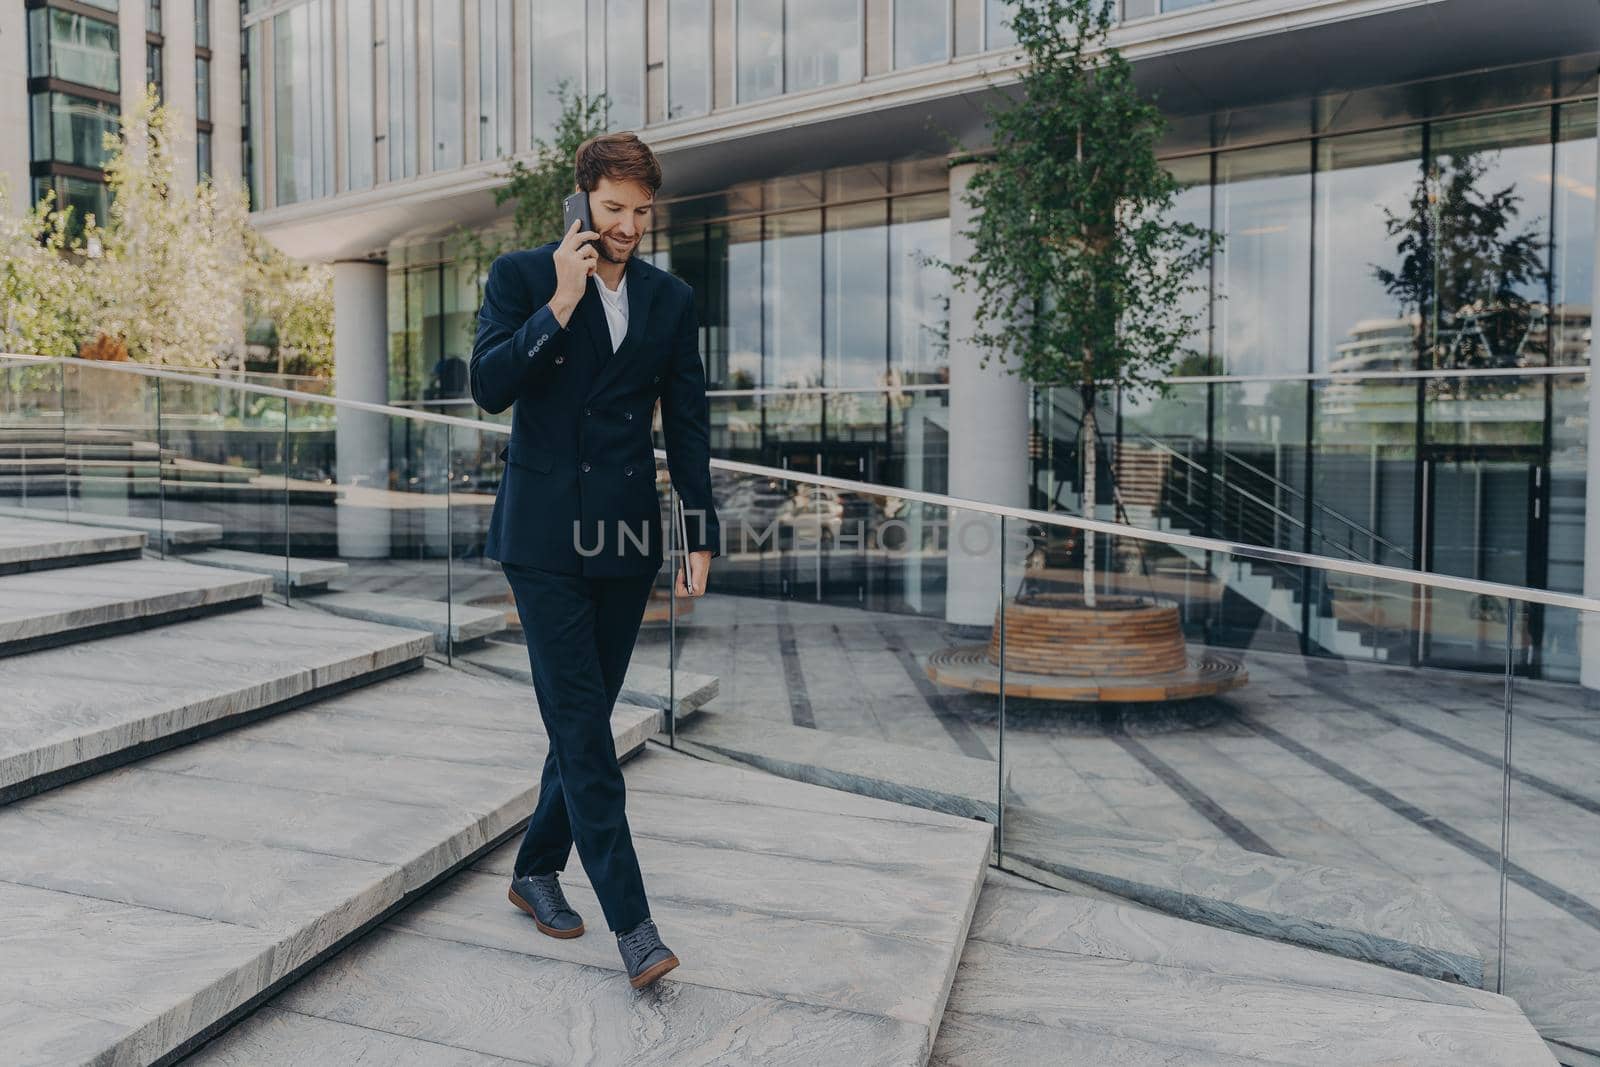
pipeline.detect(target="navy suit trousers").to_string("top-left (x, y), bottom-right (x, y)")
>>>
top-left (501, 560), bottom-right (657, 933)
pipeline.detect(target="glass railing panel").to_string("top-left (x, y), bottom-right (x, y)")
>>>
top-left (151, 371), bottom-right (291, 577)
top-left (1506, 599), bottom-right (1599, 1055)
top-left (663, 461), bottom-right (1004, 843)
top-left (58, 360), bottom-right (161, 532)
top-left (994, 519), bottom-right (1515, 990)
top-left (279, 394), bottom-right (451, 638)
top-left (0, 359), bottom-right (68, 517)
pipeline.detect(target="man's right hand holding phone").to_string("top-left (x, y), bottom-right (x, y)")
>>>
top-left (548, 218), bottom-right (600, 328)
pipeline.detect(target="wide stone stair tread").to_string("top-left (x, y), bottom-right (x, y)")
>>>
top-left (0, 554), bottom-right (270, 654)
top-left (675, 707), bottom-right (1006, 822)
top-left (930, 875), bottom-right (1552, 1065)
top-left (180, 547), bottom-right (350, 590)
top-left (0, 660), bottom-right (658, 1067)
top-left (0, 504), bottom-right (224, 548)
top-left (0, 600), bottom-right (432, 802)
top-left (186, 744), bottom-right (995, 1067)
top-left (305, 590), bottom-right (507, 649)
top-left (464, 639), bottom-right (720, 729)
top-left (0, 515), bottom-right (145, 572)
top-left (1002, 801), bottom-right (1484, 987)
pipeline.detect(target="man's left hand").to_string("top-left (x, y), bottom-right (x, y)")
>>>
top-left (675, 550), bottom-right (711, 598)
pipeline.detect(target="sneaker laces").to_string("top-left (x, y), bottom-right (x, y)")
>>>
top-left (619, 918), bottom-right (659, 958)
top-left (527, 874), bottom-right (571, 915)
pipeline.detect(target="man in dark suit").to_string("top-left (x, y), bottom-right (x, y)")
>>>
top-left (469, 132), bottom-right (720, 991)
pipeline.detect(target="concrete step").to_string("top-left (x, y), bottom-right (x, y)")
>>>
top-left (304, 591), bottom-right (507, 652)
top-left (1001, 802), bottom-right (1484, 987)
top-left (0, 504), bottom-right (223, 550)
top-left (0, 555), bottom-right (270, 657)
top-left (0, 661), bottom-right (660, 1067)
top-left (181, 547), bottom-right (350, 592)
top-left (185, 745), bottom-right (995, 1067)
top-left (0, 600), bottom-right (432, 804)
top-left (0, 515), bottom-right (145, 575)
top-left (677, 707), bottom-right (1006, 823)
top-left (931, 874), bottom-right (1553, 1065)
top-left (464, 639), bottom-right (720, 731)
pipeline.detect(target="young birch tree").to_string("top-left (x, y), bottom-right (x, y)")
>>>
top-left (941, 0), bottom-right (1216, 606)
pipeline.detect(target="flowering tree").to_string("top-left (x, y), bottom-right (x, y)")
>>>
top-left (0, 185), bottom-right (101, 359)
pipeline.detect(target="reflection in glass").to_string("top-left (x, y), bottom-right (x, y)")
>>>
top-left (667, 0), bottom-right (711, 120)
top-left (1552, 104), bottom-right (1596, 366)
top-left (824, 200), bottom-right (888, 390)
top-left (894, 0), bottom-right (947, 68)
top-left (736, 0), bottom-right (782, 103)
top-left (985, 0), bottom-right (1016, 48)
top-left (764, 210), bottom-right (822, 390)
top-left (888, 192), bottom-right (950, 387)
top-left (605, 0), bottom-right (645, 130)
top-left (1216, 144), bottom-right (1310, 377)
top-left (1314, 127), bottom-right (1424, 371)
top-left (725, 218), bottom-right (763, 391)
top-left (786, 0), bottom-right (859, 92)
top-left (531, 0), bottom-right (583, 143)
top-left (30, 92), bottom-right (120, 169)
top-left (28, 8), bottom-right (120, 93)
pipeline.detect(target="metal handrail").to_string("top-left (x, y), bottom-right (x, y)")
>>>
top-left (6, 352), bottom-right (1598, 614)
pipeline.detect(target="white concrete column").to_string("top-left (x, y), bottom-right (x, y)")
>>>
top-left (944, 158), bottom-right (1030, 629)
top-left (1580, 127), bottom-right (1600, 693)
top-left (333, 259), bottom-right (392, 559)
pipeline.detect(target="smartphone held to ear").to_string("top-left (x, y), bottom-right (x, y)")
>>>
top-left (562, 190), bottom-right (596, 251)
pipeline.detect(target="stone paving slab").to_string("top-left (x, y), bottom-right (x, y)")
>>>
top-left (306, 590), bottom-right (506, 650)
top-left (1003, 802), bottom-right (1485, 987)
top-left (0, 600), bottom-right (431, 802)
top-left (466, 639), bottom-right (719, 730)
top-left (676, 707), bottom-right (1005, 822)
top-left (0, 554), bottom-right (269, 654)
top-left (932, 876), bottom-right (1552, 1066)
top-left (0, 660), bottom-right (658, 1067)
top-left (182, 547), bottom-right (350, 589)
top-left (189, 745), bottom-right (994, 1066)
top-left (0, 514), bottom-right (144, 570)
top-left (0, 503), bottom-right (223, 548)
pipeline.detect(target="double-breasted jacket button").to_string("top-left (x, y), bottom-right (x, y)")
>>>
top-left (651, 373), bottom-right (661, 383)
top-left (624, 465), bottom-right (635, 476)
top-left (554, 355), bottom-right (565, 364)
top-left (580, 461), bottom-right (591, 473)
top-left (584, 407), bottom-right (592, 416)
top-left (624, 411), bottom-right (633, 421)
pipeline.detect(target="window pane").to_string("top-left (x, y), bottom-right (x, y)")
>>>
top-left (605, 0), bottom-right (644, 129)
top-left (431, 0), bottom-right (463, 169)
top-left (726, 216), bottom-right (762, 389)
top-left (786, 0), bottom-right (858, 92)
top-left (765, 209), bottom-right (822, 389)
top-left (824, 199), bottom-right (888, 389)
top-left (1313, 126), bottom-right (1424, 371)
top-left (985, 0), bottom-right (1015, 48)
top-left (889, 191), bottom-right (949, 385)
top-left (476, 0), bottom-right (512, 159)
top-left (667, 0), bottom-right (711, 120)
top-left (387, 0), bottom-right (417, 178)
top-left (36, 9), bottom-right (121, 93)
top-left (33, 91), bottom-right (120, 168)
top-left (195, 0), bottom-right (210, 47)
top-left (1552, 102), bottom-right (1596, 366)
top-left (895, 0), bottom-right (947, 68)
top-left (1215, 143), bottom-right (1311, 376)
top-left (1427, 108), bottom-right (1552, 369)
top-left (532, 0), bottom-right (585, 143)
top-left (736, 0), bottom-right (781, 103)
top-left (195, 56), bottom-right (210, 121)
top-left (347, 0), bottom-right (375, 187)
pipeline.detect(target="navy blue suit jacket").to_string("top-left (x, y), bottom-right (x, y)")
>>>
top-left (470, 241), bottom-right (721, 577)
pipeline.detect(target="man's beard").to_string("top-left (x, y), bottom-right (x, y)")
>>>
top-left (596, 233), bottom-right (634, 265)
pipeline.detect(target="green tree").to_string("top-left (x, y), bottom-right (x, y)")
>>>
top-left (933, 0), bottom-right (1218, 603)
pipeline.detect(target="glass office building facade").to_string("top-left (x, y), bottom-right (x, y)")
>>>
top-left (238, 0), bottom-right (1599, 676)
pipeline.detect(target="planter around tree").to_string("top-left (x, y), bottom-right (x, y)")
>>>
top-left (926, 593), bottom-right (1246, 703)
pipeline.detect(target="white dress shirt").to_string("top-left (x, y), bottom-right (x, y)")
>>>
top-left (594, 272), bottom-right (628, 354)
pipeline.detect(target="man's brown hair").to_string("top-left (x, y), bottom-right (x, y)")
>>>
top-left (575, 132), bottom-right (662, 197)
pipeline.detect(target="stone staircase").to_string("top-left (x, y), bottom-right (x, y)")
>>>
top-left (0, 514), bottom-right (1556, 1065)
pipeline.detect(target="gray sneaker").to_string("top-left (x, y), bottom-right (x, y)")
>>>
top-left (507, 872), bottom-right (585, 938)
top-left (616, 917), bottom-right (679, 989)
